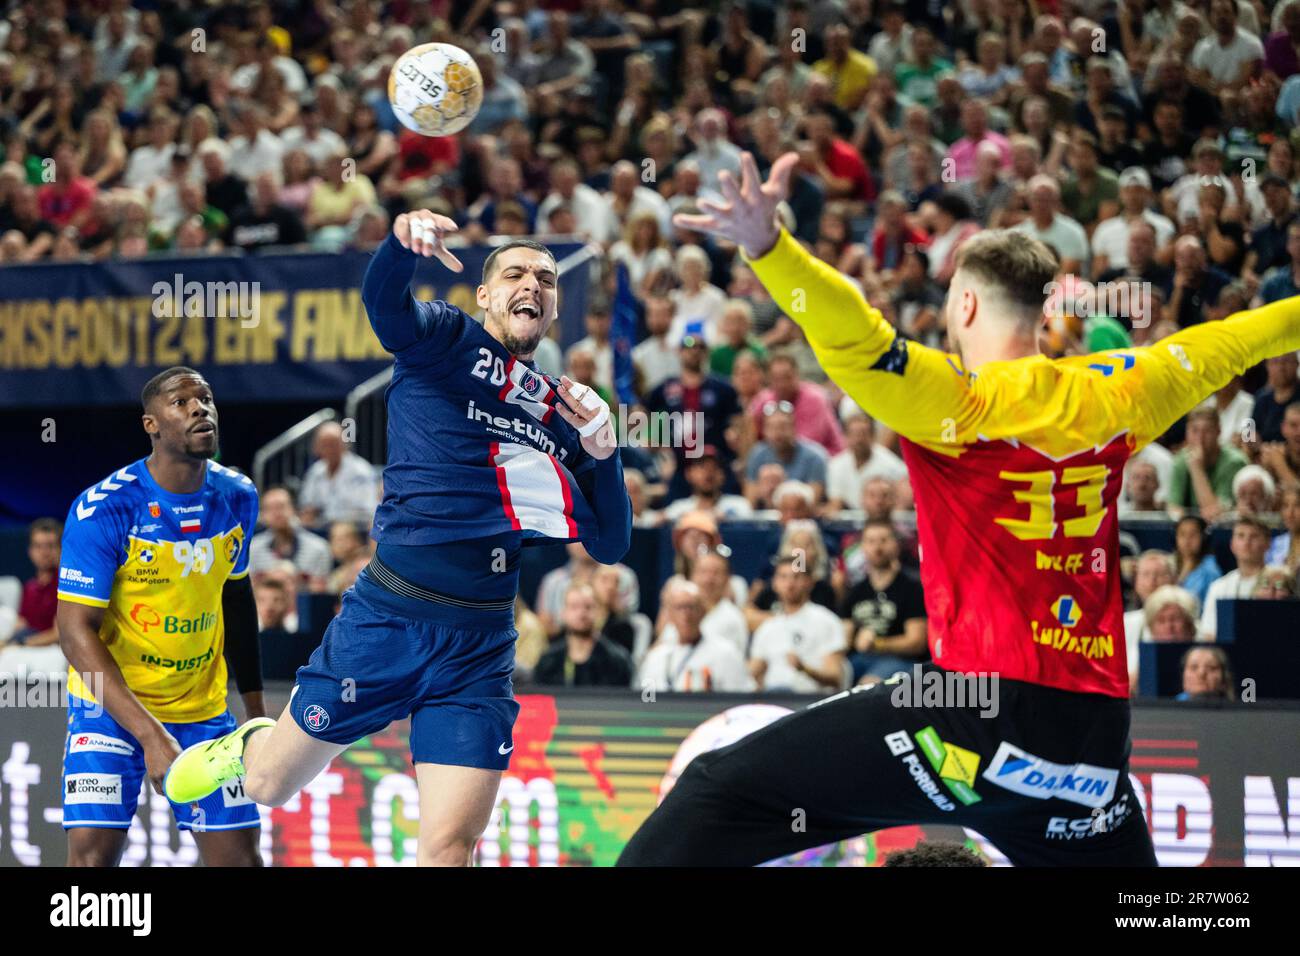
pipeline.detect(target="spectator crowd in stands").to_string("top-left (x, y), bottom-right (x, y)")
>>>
top-left (3, 0), bottom-right (1300, 704)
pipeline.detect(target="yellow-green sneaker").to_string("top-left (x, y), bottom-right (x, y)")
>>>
top-left (163, 717), bottom-right (275, 804)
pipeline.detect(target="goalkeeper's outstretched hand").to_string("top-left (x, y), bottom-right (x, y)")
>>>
top-left (672, 151), bottom-right (797, 260)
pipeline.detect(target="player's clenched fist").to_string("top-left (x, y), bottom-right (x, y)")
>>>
top-left (394, 210), bottom-right (464, 272)
top-left (555, 376), bottom-right (618, 460)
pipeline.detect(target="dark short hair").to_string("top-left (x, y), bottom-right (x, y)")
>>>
top-left (1185, 406), bottom-right (1219, 429)
top-left (482, 238), bottom-right (556, 283)
top-left (141, 366), bottom-right (205, 411)
top-left (884, 842), bottom-right (987, 867)
top-left (263, 483), bottom-right (297, 507)
top-left (29, 517), bottom-right (62, 542)
top-left (934, 192), bottom-right (973, 222)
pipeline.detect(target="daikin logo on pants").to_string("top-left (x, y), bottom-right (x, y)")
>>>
top-left (983, 741), bottom-right (1118, 808)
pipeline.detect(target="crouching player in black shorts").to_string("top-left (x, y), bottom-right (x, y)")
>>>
top-left (618, 153), bottom-right (1300, 866)
top-left (166, 212), bottom-right (631, 865)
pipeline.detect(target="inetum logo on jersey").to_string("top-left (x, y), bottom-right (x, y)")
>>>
top-left (69, 734), bottom-right (135, 757)
top-left (65, 773), bottom-right (123, 805)
top-left (983, 742), bottom-right (1118, 808)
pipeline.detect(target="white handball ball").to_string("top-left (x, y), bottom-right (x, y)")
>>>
top-left (387, 43), bottom-right (483, 137)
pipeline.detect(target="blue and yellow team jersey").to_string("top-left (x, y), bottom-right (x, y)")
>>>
top-left (56, 456), bottom-right (259, 722)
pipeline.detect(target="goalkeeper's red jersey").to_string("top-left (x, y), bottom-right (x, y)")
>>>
top-left (747, 230), bottom-right (1300, 698)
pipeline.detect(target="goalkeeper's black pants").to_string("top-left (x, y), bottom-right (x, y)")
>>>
top-left (617, 664), bottom-right (1158, 867)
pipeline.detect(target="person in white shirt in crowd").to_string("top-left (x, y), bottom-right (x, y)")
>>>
top-left (536, 156), bottom-right (617, 243)
top-left (660, 510), bottom-right (750, 619)
top-left (639, 580), bottom-right (753, 693)
top-left (1189, 0), bottom-right (1264, 90)
top-left (1124, 550), bottom-right (1178, 682)
top-left (868, 1), bottom-right (913, 77)
top-left (247, 486), bottom-right (333, 591)
top-left (686, 548), bottom-right (750, 656)
top-left (681, 107), bottom-right (743, 193)
top-left (298, 421), bottom-right (381, 526)
top-left (604, 160), bottom-right (673, 240)
top-left (1201, 516), bottom-right (1272, 639)
top-left (1090, 168), bottom-right (1176, 275)
top-left (632, 294), bottom-right (682, 393)
top-left (666, 161), bottom-right (707, 218)
top-left (608, 209), bottom-right (674, 301)
top-left (565, 306), bottom-right (614, 396)
top-left (279, 101), bottom-right (348, 171)
top-left (748, 554), bottom-right (847, 694)
top-left (662, 445), bottom-right (754, 522)
top-left (225, 102), bottom-right (286, 184)
top-left (124, 107), bottom-right (179, 190)
top-left (1012, 174), bottom-right (1090, 276)
top-left (1230, 465), bottom-right (1278, 517)
top-left (668, 244), bottom-right (728, 345)
top-left (1211, 376), bottom-right (1256, 450)
top-left (825, 412), bottom-right (908, 514)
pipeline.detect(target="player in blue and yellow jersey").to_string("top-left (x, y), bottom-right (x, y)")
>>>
top-left (56, 366), bottom-right (268, 866)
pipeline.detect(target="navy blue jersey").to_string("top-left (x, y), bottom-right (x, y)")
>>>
top-left (363, 233), bottom-right (615, 551)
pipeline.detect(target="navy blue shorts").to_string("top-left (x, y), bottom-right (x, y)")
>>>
top-left (288, 570), bottom-right (520, 770)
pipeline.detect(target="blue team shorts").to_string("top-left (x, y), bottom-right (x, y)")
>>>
top-left (62, 702), bottom-right (260, 831)
top-left (288, 569), bottom-right (520, 771)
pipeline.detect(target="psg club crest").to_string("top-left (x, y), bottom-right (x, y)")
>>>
top-left (303, 705), bottom-right (330, 733)
top-left (521, 371), bottom-right (539, 395)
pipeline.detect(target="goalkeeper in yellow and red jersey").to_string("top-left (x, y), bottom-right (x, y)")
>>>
top-left (619, 154), bottom-right (1300, 867)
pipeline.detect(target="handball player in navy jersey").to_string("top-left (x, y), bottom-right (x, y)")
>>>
top-left (165, 211), bottom-right (632, 865)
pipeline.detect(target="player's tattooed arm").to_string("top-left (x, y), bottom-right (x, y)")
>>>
top-left (57, 600), bottom-right (181, 794)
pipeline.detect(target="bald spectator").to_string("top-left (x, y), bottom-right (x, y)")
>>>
top-left (298, 422), bottom-right (381, 526)
top-left (1119, 459), bottom-right (1164, 515)
top-left (1011, 175), bottom-right (1090, 275)
top-left (638, 580), bottom-right (753, 692)
top-left (749, 354), bottom-right (844, 456)
top-left (247, 485), bottom-right (333, 590)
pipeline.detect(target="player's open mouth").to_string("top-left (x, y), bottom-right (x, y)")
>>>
top-left (191, 423), bottom-right (216, 435)
top-left (511, 301), bottom-right (541, 320)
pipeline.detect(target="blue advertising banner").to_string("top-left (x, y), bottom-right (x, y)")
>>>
top-left (0, 242), bottom-right (590, 408)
